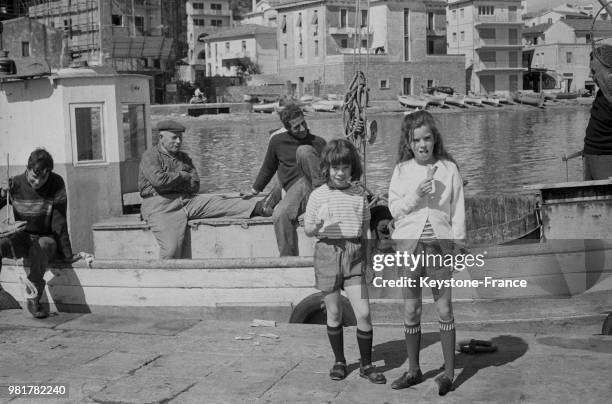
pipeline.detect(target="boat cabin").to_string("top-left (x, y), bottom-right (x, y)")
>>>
top-left (0, 66), bottom-right (152, 253)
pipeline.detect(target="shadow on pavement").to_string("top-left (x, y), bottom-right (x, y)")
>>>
top-left (453, 334), bottom-right (528, 390)
top-left (369, 332), bottom-right (440, 373)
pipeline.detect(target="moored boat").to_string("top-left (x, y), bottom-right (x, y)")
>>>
top-left (513, 92), bottom-right (545, 108)
top-left (422, 94), bottom-right (447, 107)
top-left (464, 95), bottom-right (484, 106)
top-left (445, 95), bottom-right (468, 108)
top-left (481, 96), bottom-right (501, 107)
top-left (252, 102), bottom-right (279, 113)
top-left (397, 95), bottom-right (429, 109)
top-left (555, 92), bottom-right (580, 100)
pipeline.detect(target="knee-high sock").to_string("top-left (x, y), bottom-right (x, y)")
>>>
top-left (439, 319), bottom-right (455, 379)
top-left (327, 325), bottom-right (345, 363)
top-left (356, 328), bottom-right (373, 366)
top-left (404, 323), bottom-right (421, 372)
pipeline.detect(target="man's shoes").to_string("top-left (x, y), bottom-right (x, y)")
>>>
top-left (26, 298), bottom-right (49, 319)
top-left (359, 364), bottom-right (386, 384)
top-left (434, 374), bottom-right (453, 396)
top-left (391, 369), bottom-right (423, 389)
top-left (252, 189), bottom-right (280, 217)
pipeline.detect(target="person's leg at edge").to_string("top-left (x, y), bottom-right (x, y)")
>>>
top-left (272, 178), bottom-right (309, 256)
top-left (433, 274), bottom-right (455, 395)
top-left (324, 290), bottom-right (347, 380)
top-left (583, 154), bottom-right (612, 181)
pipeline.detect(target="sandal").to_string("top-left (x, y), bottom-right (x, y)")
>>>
top-left (435, 374), bottom-right (453, 396)
top-left (329, 362), bottom-right (347, 381)
top-left (359, 364), bottom-right (387, 384)
top-left (391, 369), bottom-right (423, 390)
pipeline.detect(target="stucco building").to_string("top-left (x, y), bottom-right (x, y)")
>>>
top-left (523, 18), bottom-right (612, 93)
top-left (447, 0), bottom-right (524, 94)
top-left (203, 24), bottom-right (277, 77)
top-left (182, 0), bottom-right (233, 83)
top-left (242, 0), bottom-right (280, 27)
top-left (273, 0), bottom-right (464, 100)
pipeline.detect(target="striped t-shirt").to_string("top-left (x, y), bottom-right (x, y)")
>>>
top-left (304, 183), bottom-right (370, 239)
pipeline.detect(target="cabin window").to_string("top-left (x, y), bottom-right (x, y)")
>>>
top-left (71, 104), bottom-right (105, 165)
top-left (122, 104), bottom-right (147, 160)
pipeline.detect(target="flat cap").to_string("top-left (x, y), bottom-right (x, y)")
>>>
top-left (156, 120), bottom-right (186, 133)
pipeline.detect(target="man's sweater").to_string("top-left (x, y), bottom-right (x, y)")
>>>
top-left (1, 172), bottom-right (73, 258)
top-left (253, 131), bottom-right (326, 192)
top-left (585, 90), bottom-right (612, 155)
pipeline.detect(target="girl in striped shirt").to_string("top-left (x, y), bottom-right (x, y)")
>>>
top-left (304, 139), bottom-right (386, 385)
top-left (388, 111), bottom-right (466, 396)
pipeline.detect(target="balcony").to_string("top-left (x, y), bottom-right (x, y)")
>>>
top-left (474, 14), bottom-right (522, 26)
top-left (475, 39), bottom-right (522, 50)
top-left (475, 62), bottom-right (526, 72)
top-left (329, 26), bottom-right (371, 36)
top-left (190, 9), bottom-right (232, 17)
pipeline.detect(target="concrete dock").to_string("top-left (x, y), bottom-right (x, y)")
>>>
top-left (1, 292), bottom-right (611, 404)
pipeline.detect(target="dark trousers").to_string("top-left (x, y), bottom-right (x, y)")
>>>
top-left (272, 145), bottom-right (325, 256)
top-left (0, 232), bottom-right (57, 296)
top-left (583, 154), bottom-right (612, 181)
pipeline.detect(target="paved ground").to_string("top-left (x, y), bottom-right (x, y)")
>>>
top-left (1, 293), bottom-right (611, 404)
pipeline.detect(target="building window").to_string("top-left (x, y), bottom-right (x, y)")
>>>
top-left (460, 31), bottom-right (465, 41)
top-left (225, 42), bottom-right (230, 53)
top-left (427, 12), bottom-right (434, 30)
top-left (21, 42), bottom-right (30, 57)
top-left (193, 18), bottom-right (205, 26)
top-left (242, 41), bottom-right (247, 53)
top-left (71, 104), bottom-right (105, 164)
top-left (315, 40), bottom-right (319, 56)
top-left (112, 14), bottom-right (122, 26)
top-left (211, 3), bottom-right (222, 10)
top-left (193, 2), bottom-right (204, 10)
top-left (460, 8), bottom-right (464, 18)
top-left (403, 77), bottom-right (412, 95)
top-left (478, 6), bottom-right (494, 16)
top-left (361, 39), bottom-right (367, 48)
top-left (452, 32), bottom-right (457, 42)
top-left (134, 16), bottom-right (144, 34)
top-left (211, 20), bottom-right (222, 26)
top-left (452, 10), bottom-right (456, 20)
top-left (533, 37), bottom-right (538, 45)
top-left (380, 79), bottom-right (389, 89)
top-left (586, 34), bottom-right (592, 41)
top-left (197, 50), bottom-right (206, 60)
top-left (122, 104), bottom-right (146, 160)
top-left (297, 13), bottom-right (302, 27)
top-left (283, 43), bottom-right (287, 59)
top-left (404, 9), bottom-right (410, 61)
top-left (566, 52), bottom-right (573, 63)
top-left (341, 38), bottom-right (348, 48)
top-left (427, 79), bottom-right (434, 88)
top-left (479, 28), bottom-right (495, 39)
top-left (480, 51), bottom-right (496, 62)
top-left (282, 15), bottom-right (287, 33)
top-left (547, 18), bottom-right (552, 24)
top-left (428, 40), bottom-right (434, 54)
top-left (340, 9), bottom-right (348, 28)
top-left (299, 41), bottom-right (303, 57)
top-left (361, 10), bottom-right (368, 27)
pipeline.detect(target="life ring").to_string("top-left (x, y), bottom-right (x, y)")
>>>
top-left (289, 292), bottom-right (356, 326)
top-left (602, 312), bottom-right (612, 335)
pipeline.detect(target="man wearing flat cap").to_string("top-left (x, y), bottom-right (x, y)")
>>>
top-left (242, 100), bottom-right (326, 256)
top-left (139, 120), bottom-right (262, 259)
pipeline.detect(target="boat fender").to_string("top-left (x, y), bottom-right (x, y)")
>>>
top-left (289, 292), bottom-right (356, 326)
top-left (602, 313), bottom-right (612, 335)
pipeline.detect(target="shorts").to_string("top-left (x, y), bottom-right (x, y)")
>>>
top-left (401, 240), bottom-right (452, 300)
top-left (314, 238), bottom-right (364, 293)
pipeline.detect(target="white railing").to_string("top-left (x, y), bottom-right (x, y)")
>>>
top-left (475, 14), bottom-right (520, 23)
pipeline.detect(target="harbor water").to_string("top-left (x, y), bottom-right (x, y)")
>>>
top-left (178, 107), bottom-right (590, 196)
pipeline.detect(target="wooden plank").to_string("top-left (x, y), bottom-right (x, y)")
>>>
top-left (524, 179), bottom-right (612, 190)
top-left (0, 265), bottom-right (316, 288)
